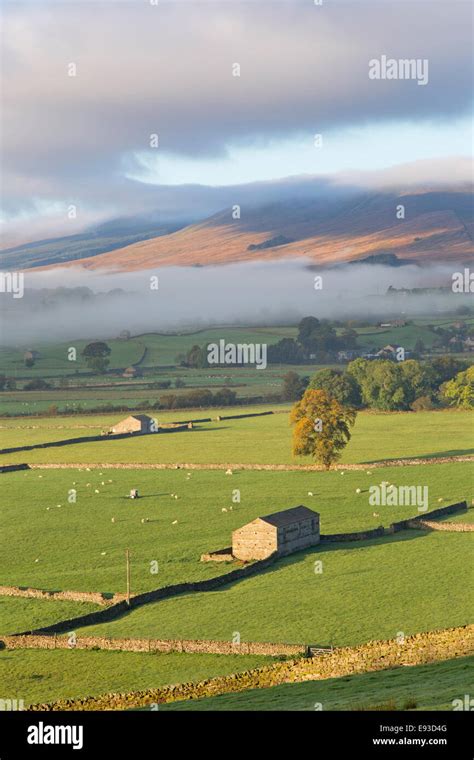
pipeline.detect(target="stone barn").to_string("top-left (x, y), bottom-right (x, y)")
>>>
top-left (110, 414), bottom-right (155, 435)
top-left (232, 506), bottom-right (320, 561)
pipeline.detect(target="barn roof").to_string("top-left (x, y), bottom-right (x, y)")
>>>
top-left (259, 506), bottom-right (319, 528)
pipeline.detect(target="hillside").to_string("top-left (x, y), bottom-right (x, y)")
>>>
top-left (22, 188), bottom-right (474, 272)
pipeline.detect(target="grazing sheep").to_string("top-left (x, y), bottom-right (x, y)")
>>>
top-left (94, 489), bottom-right (100, 494)
top-left (141, 518), bottom-right (149, 524)
top-left (438, 498), bottom-right (443, 502)
top-left (34, 558), bottom-right (39, 563)
top-left (222, 508), bottom-right (227, 512)
top-left (111, 517), bottom-right (116, 523)
top-left (225, 469), bottom-right (233, 475)
top-left (366, 471), bottom-right (372, 475)
top-left (356, 488), bottom-right (361, 494)
top-left (373, 512), bottom-right (379, 518)
top-left (307, 491), bottom-right (313, 496)
top-left (172, 520), bottom-right (178, 525)
top-left (101, 551), bottom-right (107, 555)
top-left (340, 472), bottom-right (345, 476)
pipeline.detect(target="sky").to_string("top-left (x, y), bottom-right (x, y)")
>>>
top-left (0, 0), bottom-right (472, 245)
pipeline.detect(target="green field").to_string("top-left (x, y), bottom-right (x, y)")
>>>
top-left (1, 463), bottom-right (471, 597)
top-left (78, 530), bottom-right (473, 646)
top-left (0, 352), bottom-right (472, 710)
top-left (161, 656), bottom-right (474, 711)
top-left (1, 407), bottom-right (473, 465)
top-left (0, 648), bottom-right (271, 707)
top-left (0, 597), bottom-right (99, 637)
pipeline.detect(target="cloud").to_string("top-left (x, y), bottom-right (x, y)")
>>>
top-left (1, 0), bottom-right (472, 234)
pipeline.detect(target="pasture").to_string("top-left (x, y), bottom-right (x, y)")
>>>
top-left (78, 530), bottom-right (473, 646)
top-left (0, 407), bottom-right (473, 465)
top-left (0, 464), bottom-right (471, 596)
top-left (0, 648), bottom-right (270, 708)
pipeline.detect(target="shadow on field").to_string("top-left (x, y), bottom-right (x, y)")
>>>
top-left (363, 448), bottom-right (474, 464)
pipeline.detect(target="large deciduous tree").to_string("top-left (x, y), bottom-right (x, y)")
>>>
top-left (290, 388), bottom-right (357, 469)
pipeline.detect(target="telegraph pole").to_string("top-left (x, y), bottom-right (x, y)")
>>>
top-left (126, 548), bottom-right (131, 607)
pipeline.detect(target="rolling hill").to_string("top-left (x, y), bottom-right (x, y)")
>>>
top-left (6, 187), bottom-right (474, 272)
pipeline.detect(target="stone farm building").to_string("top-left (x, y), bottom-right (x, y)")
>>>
top-left (110, 414), bottom-right (154, 434)
top-left (123, 366), bottom-right (142, 378)
top-left (232, 506), bottom-right (320, 561)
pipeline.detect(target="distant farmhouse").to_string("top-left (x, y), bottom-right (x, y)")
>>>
top-left (24, 350), bottom-right (40, 361)
top-left (232, 506), bottom-right (320, 561)
top-left (110, 414), bottom-right (155, 434)
top-left (122, 366), bottom-right (142, 378)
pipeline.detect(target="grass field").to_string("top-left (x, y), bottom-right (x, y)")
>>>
top-left (1, 463), bottom-right (471, 596)
top-left (160, 656), bottom-right (474, 711)
top-left (1, 407), bottom-right (473, 465)
top-left (78, 530), bottom-right (473, 646)
top-left (0, 597), bottom-right (99, 637)
top-left (0, 648), bottom-right (271, 707)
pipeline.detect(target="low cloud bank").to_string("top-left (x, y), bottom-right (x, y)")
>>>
top-left (0, 259), bottom-right (469, 345)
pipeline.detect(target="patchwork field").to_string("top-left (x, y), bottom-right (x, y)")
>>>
top-left (0, 392), bottom-right (472, 710)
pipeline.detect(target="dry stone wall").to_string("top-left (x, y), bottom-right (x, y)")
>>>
top-left (0, 634), bottom-right (304, 658)
top-left (27, 624), bottom-right (474, 711)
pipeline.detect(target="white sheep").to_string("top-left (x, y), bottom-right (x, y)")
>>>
top-left (94, 489), bottom-right (100, 494)
top-left (373, 512), bottom-right (379, 518)
top-left (225, 469), bottom-right (233, 475)
top-left (172, 520), bottom-right (178, 525)
top-left (222, 508), bottom-right (227, 512)
top-left (111, 517), bottom-right (116, 523)
top-left (307, 491), bottom-right (313, 496)
top-left (356, 488), bottom-right (361, 494)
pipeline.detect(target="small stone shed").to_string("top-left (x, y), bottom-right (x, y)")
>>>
top-left (110, 414), bottom-right (155, 434)
top-left (232, 506), bottom-right (320, 561)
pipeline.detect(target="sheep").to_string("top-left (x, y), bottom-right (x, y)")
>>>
top-left (111, 517), bottom-right (116, 524)
top-left (222, 508), bottom-right (227, 513)
top-left (438, 498), bottom-right (443, 502)
top-left (174, 495), bottom-right (179, 500)
top-left (307, 491), bottom-right (313, 496)
top-left (94, 489), bottom-right (100, 494)
top-left (101, 551), bottom-right (107, 556)
top-left (225, 469), bottom-right (233, 475)
top-left (141, 518), bottom-right (149, 524)
top-left (172, 520), bottom-right (178, 525)
top-left (373, 512), bottom-right (379, 518)
top-left (356, 488), bottom-right (361, 494)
